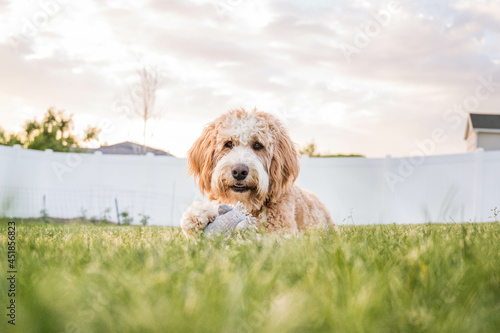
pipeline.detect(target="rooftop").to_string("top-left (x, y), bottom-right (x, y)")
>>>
top-left (469, 113), bottom-right (500, 130)
top-left (86, 141), bottom-right (174, 156)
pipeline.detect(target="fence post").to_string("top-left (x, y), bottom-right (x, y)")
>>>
top-left (145, 152), bottom-right (154, 225)
top-left (170, 181), bottom-right (176, 225)
top-left (42, 194), bottom-right (47, 220)
top-left (472, 148), bottom-right (484, 222)
top-left (381, 154), bottom-right (392, 224)
top-left (92, 151), bottom-right (103, 220)
top-left (43, 149), bottom-right (53, 218)
top-left (115, 198), bottom-right (121, 225)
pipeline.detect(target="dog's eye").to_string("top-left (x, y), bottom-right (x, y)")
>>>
top-left (224, 141), bottom-right (233, 149)
top-left (252, 142), bottom-right (264, 150)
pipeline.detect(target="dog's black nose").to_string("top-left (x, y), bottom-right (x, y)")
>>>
top-left (231, 163), bottom-right (249, 181)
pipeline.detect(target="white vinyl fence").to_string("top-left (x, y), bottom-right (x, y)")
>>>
top-left (0, 144), bottom-right (499, 226)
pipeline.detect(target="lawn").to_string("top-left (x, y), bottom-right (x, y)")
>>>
top-left (0, 221), bottom-right (499, 333)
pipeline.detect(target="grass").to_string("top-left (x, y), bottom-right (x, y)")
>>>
top-left (0, 220), bottom-right (499, 333)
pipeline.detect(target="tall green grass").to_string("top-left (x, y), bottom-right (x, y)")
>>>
top-left (1, 221), bottom-right (499, 332)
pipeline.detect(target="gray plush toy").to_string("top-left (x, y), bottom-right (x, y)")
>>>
top-left (203, 203), bottom-right (256, 237)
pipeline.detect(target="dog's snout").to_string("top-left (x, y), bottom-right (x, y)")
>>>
top-left (231, 163), bottom-right (249, 181)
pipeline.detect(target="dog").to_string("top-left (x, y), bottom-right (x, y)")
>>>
top-left (180, 108), bottom-right (334, 235)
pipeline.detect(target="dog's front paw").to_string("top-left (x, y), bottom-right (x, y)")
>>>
top-left (180, 201), bottom-right (219, 237)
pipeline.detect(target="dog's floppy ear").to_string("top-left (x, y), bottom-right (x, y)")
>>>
top-left (268, 124), bottom-right (300, 203)
top-left (187, 123), bottom-right (217, 196)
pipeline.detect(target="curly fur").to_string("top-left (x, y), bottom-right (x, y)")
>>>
top-left (180, 108), bottom-right (335, 235)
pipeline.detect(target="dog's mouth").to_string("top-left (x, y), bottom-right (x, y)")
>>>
top-left (230, 185), bottom-right (250, 193)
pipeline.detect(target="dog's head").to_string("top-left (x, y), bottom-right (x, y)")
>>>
top-left (187, 109), bottom-right (300, 212)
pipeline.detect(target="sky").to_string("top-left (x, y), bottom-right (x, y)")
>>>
top-left (1, 0), bottom-right (500, 158)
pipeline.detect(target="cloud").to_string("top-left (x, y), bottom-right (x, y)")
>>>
top-left (0, 0), bottom-right (499, 157)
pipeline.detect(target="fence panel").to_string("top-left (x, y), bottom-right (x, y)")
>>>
top-left (1, 145), bottom-right (499, 225)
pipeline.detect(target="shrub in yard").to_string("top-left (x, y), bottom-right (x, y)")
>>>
top-left (139, 213), bottom-right (150, 226)
top-left (120, 211), bottom-right (133, 225)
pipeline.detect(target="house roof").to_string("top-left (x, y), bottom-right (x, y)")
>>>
top-left (465, 113), bottom-right (500, 139)
top-left (469, 113), bottom-right (500, 130)
top-left (86, 141), bottom-right (174, 156)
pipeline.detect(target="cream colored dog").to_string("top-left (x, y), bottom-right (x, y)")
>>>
top-left (180, 108), bottom-right (334, 235)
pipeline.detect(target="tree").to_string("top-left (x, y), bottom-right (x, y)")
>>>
top-left (300, 142), bottom-right (319, 157)
top-left (126, 66), bottom-right (162, 151)
top-left (25, 109), bottom-right (78, 152)
top-left (300, 142), bottom-right (364, 158)
top-left (82, 125), bottom-right (101, 145)
top-left (0, 108), bottom-right (100, 152)
top-left (0, 129), bottom-right (23, 146)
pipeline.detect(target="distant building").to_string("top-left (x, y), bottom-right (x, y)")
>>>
top-left (464, 113), bottom-right (500, 152)
top-left (86, 141), bottom-right (175, 156)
